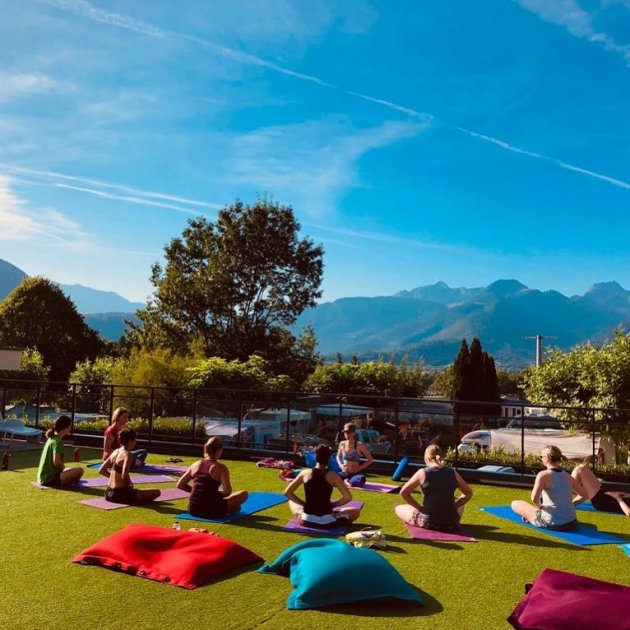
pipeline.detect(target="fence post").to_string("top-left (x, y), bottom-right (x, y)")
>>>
top-left (70, 383), bottom-right (77, 432)
top-left (591, 409), bottom-right (597, 474)
top-left (35, 386), bottom-right (41, 429)
top-left (237, 401), bottom-right (244, 448)
top-left (2, 385), bottom-right (6, 420)
top-left (109, 386), bottom-right (115, 425)
top-left (285, 401), bottom-right (291, 456)
top-left (520, 404), bottom-right (525, 477)
top-left (148, 388), bottom-right (155, 445)
top-left (454, 410), bottom-right (460, 468)
top-left (191, 389), bottom-right (198, 446)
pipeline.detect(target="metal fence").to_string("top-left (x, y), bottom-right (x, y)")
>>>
top-left (2, 378), bottom-right (629, 477)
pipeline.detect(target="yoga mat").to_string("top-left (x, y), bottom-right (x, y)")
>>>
top-left (576, 502), bottom-right (626, 516)
top-left (392, 456), bottom-right (409, 481)
top-left (175, 491), bottom-right (287, 523)
top-left (480, 505), bottom-right (628, 546)
top-left (77, 487), bottom-right (189, 510)
top-left (621, 544), bottom-right (630, 558)
top-left (87, 462), bottom-right (188, 475)
top-left (282, 501), bottom-right (364, 536)
top-left (404, 522), bottom-right (477, 542)
top-left (352, 481), bottom-right (399, 493)
top-left (32, 474), bottom-right (174, 489)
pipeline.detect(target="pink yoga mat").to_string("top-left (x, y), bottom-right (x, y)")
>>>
top-left (351, 481), bottom-right (399, 493)
top-left (32, 474), bottom-right (174, 489)
top-left (404, 522), bottom-right (477, 542)
top-left (78, 487), bottom-right (189, 510)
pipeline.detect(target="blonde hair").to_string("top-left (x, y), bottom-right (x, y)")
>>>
top-left (424, 444), bottom-right (443, 466)
top-left (343, 422), bottom-right (356, 433)
top-left (112, 407), bottom-right (129, 424)
top-left (541, 444), bottom-right (562, 463)
top-left (204, 437), bottom-right (223, 459)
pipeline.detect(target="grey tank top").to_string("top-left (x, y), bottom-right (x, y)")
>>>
top-left (420, 466), bottom-right (459, 526)
top-left (541, 469), bottom-right (576, 524)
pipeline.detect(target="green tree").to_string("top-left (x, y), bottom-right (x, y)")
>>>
top-left (432, 365), bottom-right (455, 397)
top-left (127, 198), bottom-right (324, 364)
top-left (68, 356), bottom-right (117, 412)
top-left (0, 277), bottom-right (105, 381)
top-left (497, 370), bottom-right (522, 396)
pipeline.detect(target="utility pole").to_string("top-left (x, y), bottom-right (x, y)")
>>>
top-left (523, 335), bottom-right (557, 368)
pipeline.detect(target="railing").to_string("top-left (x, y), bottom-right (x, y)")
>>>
top-left (1, 378), bottom-right (629, 478)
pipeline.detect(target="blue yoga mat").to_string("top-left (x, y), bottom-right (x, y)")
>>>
top-left (175, 491), bottom-right (287, 523)
top-left (576, 502), bottom-right (626, 516)
top-left (480, 505), bottom-right (628, 546)
top-left (621, 544), bottom-right (630, 557)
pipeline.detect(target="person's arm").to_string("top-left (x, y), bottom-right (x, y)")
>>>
top-left (329, 472), bottom-right (352, 508)
top-left (399, 469), bottom-right (425, 511)
top-left (570, 475), bottom-right (588, 505)
top-left (605, 492), bottom-right (630, 517)
top-left (103, 429), bottom-right (115, 455)
top-left (98, 453), bottom-right (115, 478)
top-left (531, 471), bottom-right (548, 506)
top-left (336, 442), bottom-right (345, 471)
top-left (284, 471), bottom-right (306, 507)
top-left (121, 451), bottom-right (134, 486)
top-left (453, 470), bottom-right (473, 509)
top-left (176, 464), bottom-right (196, 492)
top-left (52, 441), bottom-right (65, 472)
top-left (357, 443), bottom-right (373, 472)
top-left (218, 464), bottom-right (232, 497)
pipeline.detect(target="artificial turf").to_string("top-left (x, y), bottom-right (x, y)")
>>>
top-left (2, 447), bottom-right (629, 630)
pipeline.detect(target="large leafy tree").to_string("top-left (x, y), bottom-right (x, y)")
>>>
top-left (127, 198), bottom-right (324, 366)
top-left (0, 277), bottom-right (105, 381)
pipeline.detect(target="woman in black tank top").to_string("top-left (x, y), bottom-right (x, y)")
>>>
top-left (285, 444), bottom-right (362, 529)
top-left (571, 463), bottom-right (629, 516)
top-left (396, 444), bottom-right (473, 531)
top-left (177, 437), bottom-right (248, 517)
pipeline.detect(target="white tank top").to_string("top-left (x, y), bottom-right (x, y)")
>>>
top-left (541, 469), bottom-right (576, 524)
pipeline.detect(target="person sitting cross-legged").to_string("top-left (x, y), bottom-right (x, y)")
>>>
top-left (37, 415), bottom-right (84, 487)
top-left (395, 444), bottom-right (473, 531)
top-left (285, 444), bottom-right (361, 529)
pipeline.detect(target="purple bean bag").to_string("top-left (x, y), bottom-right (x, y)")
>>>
top-left (508, 568), bottom-right (630, 630)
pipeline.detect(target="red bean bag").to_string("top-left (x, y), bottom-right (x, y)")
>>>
top-left (508, 568), bottom-right (630, 630)
top-left (73, 524), bottom-right (262, 589)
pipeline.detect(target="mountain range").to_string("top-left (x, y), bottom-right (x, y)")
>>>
top-left (1, 259), bottom-right (629, 368)
top-left (294, 279), bottom-right (630, 369)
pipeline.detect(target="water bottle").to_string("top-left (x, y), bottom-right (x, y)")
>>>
top-left (1, 452), bottom-right (9, 471)
top-left (172, 520), bottom-right (181, 531)
top-left (74, 447), bottom-right (81, 462)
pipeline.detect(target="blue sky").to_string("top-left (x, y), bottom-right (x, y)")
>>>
top-left (0, 0), bottom-right (629, 303)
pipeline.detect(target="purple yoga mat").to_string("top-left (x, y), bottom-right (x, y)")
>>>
top-left (404, 522), bottom-right (477, 542)
top-left (351, 481), bottom-right (399, 493)
top-left (32, 474), bottom-right (174, 490)
top-left (136, 464), bottom-right (188, 475)
top-left (77, 487), bottom-right (189, 510)
top-left (283, 501), bottom-right (364, 536)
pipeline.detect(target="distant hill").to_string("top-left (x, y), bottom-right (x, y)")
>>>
top-left (0, 258), bottom-right (143, 341)
top-left (295, 280), bottom-right (630, 369)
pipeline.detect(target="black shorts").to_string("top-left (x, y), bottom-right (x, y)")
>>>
top-left (105, 486), bottom-right (139, 505)
top-left (188, 499), bottom-right (229, 519)
top-left (591, 486), bottom-right (624, 514)
top-left (41, 472), bottom-right (62, 487)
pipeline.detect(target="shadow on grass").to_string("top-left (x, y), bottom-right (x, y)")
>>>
top-left (316, 586), bottom-right (442, 618)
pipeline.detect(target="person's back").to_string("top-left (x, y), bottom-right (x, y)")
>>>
top-left (541, 469), bottom-right (576, 525)
top-left (421, 466), bottom-right (459, 527)
top-left (37, 434), bottom-right (64, 485)
top-left (189, 459), bottom-right (226, 517)
top-left (303, 468), bottom-right (333, 517)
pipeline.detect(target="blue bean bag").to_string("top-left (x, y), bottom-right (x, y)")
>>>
top-left (259, 539), bottom-right (422, 610)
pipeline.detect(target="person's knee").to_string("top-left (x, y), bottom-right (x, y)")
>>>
top-left (510, 500), bottom-right (520, 511)
top-left (394, 504), bottom-right (407, 519)
top-left (240, 490), bottom-right (249, 501)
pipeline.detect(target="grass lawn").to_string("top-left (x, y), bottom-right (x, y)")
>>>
top-left (2, 447), bottom-right (629, 630)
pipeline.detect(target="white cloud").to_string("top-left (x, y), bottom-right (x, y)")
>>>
top-left (0, 72), bottom-right (73, 102)
top-left (0, 175), bottom-right (90, 247)
top-left (228, 118), bottom-right (430, 217)
top-left (514, 0), bottom-right (630, 64)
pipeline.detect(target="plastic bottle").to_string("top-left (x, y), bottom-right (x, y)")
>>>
top-left (74, 447), bottom-right (81, 462)
top-left (2, 452), bottom-right (9, 471)
top-left (172, 520), bottom-right (181, 531)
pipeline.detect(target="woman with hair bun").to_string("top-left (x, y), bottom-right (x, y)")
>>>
top-left (36, 415), bottom-right (84, 487)
top-left (99, 428), bottom-right (160, 504)
top-left (511, 445), bottom-right (586, 530)
top-left (177, 437), bottom-right (248, 518)
top-left (395, 444), bottom-right (473, 531)
top-left (102, 407), bottom-right (148, 468)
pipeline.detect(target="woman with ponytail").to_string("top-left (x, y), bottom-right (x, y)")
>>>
top-left (177, 437), bottom-right (248, 518)
top-left (36, 415), bottom-right (84, 487)
top-left (395, 444), bottom-right (473, 531)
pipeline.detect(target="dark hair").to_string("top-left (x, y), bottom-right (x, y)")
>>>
top-left (119, 428), bottom-right (137, 447)
top-left (45, 415), bottom-right (72, 439)
top-left (315, 444), bottom-right (332, 465)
